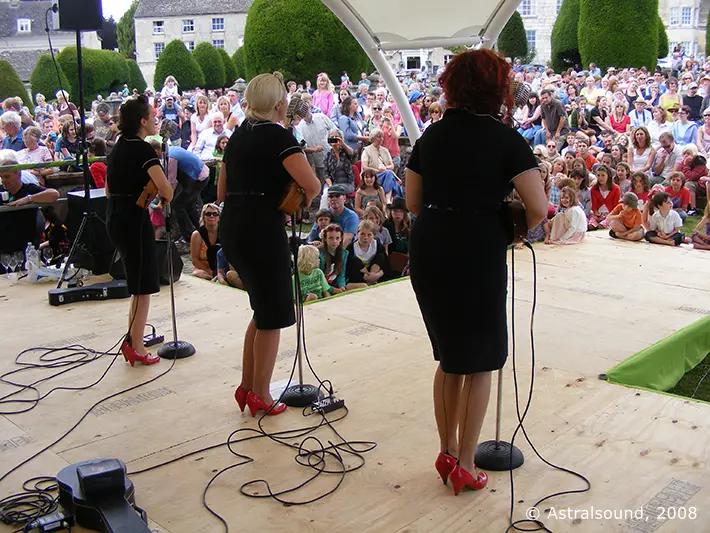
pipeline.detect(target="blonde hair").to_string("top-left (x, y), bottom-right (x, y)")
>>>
top-left (164, 75), bottom-right (178, 86)
top-left (245, 72), bottom-right (286, 121)
top-left (217, 95), bottom-right (231, 116)
top-left (317, 73), bottom-right (334, 93)
top-left (357, 219), bottom-right (377, 235)
top-left (199, 203), bottom-right (220, 226)
top-left (297, 245), bottom-right (320, 274)
top-left (195, 94), bottom-right (210, 116)
top-left (363, 205), bottom-right (385, 226)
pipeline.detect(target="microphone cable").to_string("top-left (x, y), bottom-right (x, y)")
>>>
top-left (505, 242), bottom-right (591, 533)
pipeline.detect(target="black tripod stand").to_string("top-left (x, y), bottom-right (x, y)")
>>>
top-left (55, 30), bottom-right (105, 290)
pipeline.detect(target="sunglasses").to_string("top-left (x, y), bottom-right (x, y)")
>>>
top-left (204, 212), bottom-right (219, 217)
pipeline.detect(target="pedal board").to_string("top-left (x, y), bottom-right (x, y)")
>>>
top-left (312, 396), bottom-right (345, 414)
top-left (144, 333), bottom-right (164, 347)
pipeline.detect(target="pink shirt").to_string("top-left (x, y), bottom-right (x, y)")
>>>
top-left (313, 90), bottom-right (335, 117)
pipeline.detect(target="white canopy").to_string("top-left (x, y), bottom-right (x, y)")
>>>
top-left (321, 0), bottom-right (522, 140)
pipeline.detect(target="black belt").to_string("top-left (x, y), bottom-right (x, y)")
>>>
top-left (425, 204), bottom-right (479, 213)
top-left (108, 193), bottom-right (136, 199)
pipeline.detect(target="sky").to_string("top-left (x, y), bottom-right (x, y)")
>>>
top-left (101, 0), bottom-right (133, 21)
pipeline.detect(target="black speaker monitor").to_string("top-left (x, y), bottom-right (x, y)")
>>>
top-left (58, 0), bottom-right (103, 32)
top-left (66, 188), bottom-right (114, 275)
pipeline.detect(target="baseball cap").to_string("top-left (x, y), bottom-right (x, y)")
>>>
top-left (328, 184), bottom-right (347, 196)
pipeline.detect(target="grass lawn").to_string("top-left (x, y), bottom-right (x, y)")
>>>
top-left (681, 215), bottom-right (702, 237)
top-left (668, 353), bottom-right (710, 402)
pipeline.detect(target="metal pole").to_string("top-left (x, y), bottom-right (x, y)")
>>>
top-left (494, 370), bottom-right (504, 445)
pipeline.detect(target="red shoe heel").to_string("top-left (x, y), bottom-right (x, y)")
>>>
top-left (435, 452), bottom-right (457, 485)
top-left (235, 385), bottom-right (248, 413)
top-left (246, 391), bottom-right (287, 417)
top-left (135, 352), bottom-right (160, 366)
top-left (121, 341), bottom-right (137, 367)
top-left (449, 464), bottom-right (488, 495)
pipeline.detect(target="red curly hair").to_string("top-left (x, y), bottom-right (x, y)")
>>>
top-left (438, 49), bottom-right (513, 118)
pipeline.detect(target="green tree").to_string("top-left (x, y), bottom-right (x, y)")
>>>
top-left (551, 0), bottom-right (582, 71)
top-left (57, 48), bottom-right (131, 107)
top-left (658, 16), bottom-right (669, 58)
top-left (0, 60), bottom-right (29, 102)
top-left (232, 47), bottom-right (247, 80)
top-left (126, 59), bottom-right (147, 92)
top-left (104, 50), bottom-right (130, 92)
top-left (218, 48), bottom-right (238, 86)
top-left (192, 42), bottom-right (225, 89)
top-left (30, 54), bottom-right (70, 103)
top-left (578, 0), bottom-right (658, 71)
top-left (497, 11), bottom-right (528, 61)
top-left (707, 14), bottom-right (710, 60)
top-left (243, 0), bottom-right (371, 83)
top-left (154, 40), bottom-right (205, 91)
top-left (117, 0), bottom-right (138, 59)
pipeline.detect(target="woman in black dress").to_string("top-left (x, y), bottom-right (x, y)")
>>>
top-left (105, 96), bottom-right (173, 366)
top-left (405, 50), bottom-right (548, 495)
top-left (217, 72), bottom-right (320, 417)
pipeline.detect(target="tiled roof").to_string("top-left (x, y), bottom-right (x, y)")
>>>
top-left (135, 0), bottom-right (253, 18)
top-left (0, 0), bottom-right (58, 38)
top-left (0, 48), bottom-right (51, 82)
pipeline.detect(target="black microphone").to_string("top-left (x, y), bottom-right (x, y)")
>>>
top-left (159, 119), bottom-right (178, 140)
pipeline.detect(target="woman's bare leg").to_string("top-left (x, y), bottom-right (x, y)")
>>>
top-left (128, 294), bottom-right (151, 356)
top-left (457, 372), bottom-right (493, 473)
top-left (433, 366), bottom-right (463, 457)
top-left (252, 328), bottom-right (281, 403)
top-left (240, 319), bottom-right (257, 391)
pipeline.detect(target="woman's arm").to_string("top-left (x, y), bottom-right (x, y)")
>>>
top-left (513, 169), bottom-right (548, 229)
top-left (405, 169), bottom-right (423, 216)
top-left (643, 147), bottom-right (657, 173)
top-left (147, 165), bottom-right (173, 204)
top-left (189, 230), bottom-right (212, 278)
top-left (627, 148), bottom-right (634, 168)
top-left (282, 152), bottom-right (321, 206)
top-left (378, 187), bottom-right (387, 210)
top-left (190, 119), bottom-right (198, 148)
top-left (217, 162), bottom-right (227, 204)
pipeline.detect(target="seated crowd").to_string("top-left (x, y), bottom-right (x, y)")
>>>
top-left (3, 55), bottom-right (710, 286)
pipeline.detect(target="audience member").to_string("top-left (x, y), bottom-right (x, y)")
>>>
top-left (644, 192), bottom-right (684, 246)
top-left (608, 192), bottom-right (645, 241)
top-left (191, 203), bottom-right (221, 280)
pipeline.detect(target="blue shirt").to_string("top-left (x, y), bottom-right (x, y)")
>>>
top-left (2, 128), bottom-right (25, 151)
top-left (168, 146), bottom-right (206, 181)
top-left (329, 207), bottom-right (359, 236)
top-left (216, 248), bottom-right (229, 271)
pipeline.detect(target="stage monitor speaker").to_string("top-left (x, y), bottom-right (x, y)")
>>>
top-left (109, 240), bottom-right (183, 286)
top-left (58, 0), bottom-right (103, 31)
top-left (66, 188), bottom-right (114, 275)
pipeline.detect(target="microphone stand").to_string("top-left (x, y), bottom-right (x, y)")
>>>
top-left (156, 131), bottom-right (196, 360)
top-left (474, 369), bottom-right (524, 471)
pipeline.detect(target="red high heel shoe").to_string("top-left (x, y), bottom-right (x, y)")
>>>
top-left (435, 452), bottom-right (457, 485)
top-left (449, 464), bottom-right (488, 495)
top-left (121, 341), bottom-right (160, 367)
top-left (235, 385), bottom-right (249, 413)
top-left (246, 391), bottom-right (287, 417)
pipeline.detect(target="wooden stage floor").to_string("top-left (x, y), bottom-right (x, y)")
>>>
top-left (1, 233), bottom-right (710, 533)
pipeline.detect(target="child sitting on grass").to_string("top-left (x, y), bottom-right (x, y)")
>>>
top-left (691, 202), bottom-right (710, 250)
top-left (294, 245), bottom-right (332, 302)
top-left (346, 220), bottom-right (387, 290)
top-left (319, 224), bottom-right (348, 294)
top-left (664, 171), bottom-right (691, 222)
top-left (307, 209), bottom-right (333, 244)
top-left (588, 164), bottom-right (621, 230)
top-left (644, 192), bottom-right (685, 246)
top-left (608, 192), bottom-right (645, 241)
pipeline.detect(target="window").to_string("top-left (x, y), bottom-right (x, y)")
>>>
top-left (213, 39), bottom-right (225, 49)
top-left (186, 41), bottom-right (195, 52)
top-left (556, 0), bottom-right (563, 14)
top-left (212, 17), bottom-right (224, 31)
top-left (406, 57), bottom-right (421, 70)
top-left (526, 30), bottom-right (537, 52)
top-left (154, 42), bottom-right (165, 60)
top-left (681, 7), bottom-right (692, 25)
top-left (153, 21), bottom-right (164, 34)
top-left (182, 19), bottom-right (194, 33)
top-left (669, 41), bottom-right (678, 56)
top-left (518, 0), bottom-right (534, 16)
top-left (669, 7), bottom-right (679, 25)
top-left (682, 41), bottom-right (691, 53)
top-left (443, 54), bottom-right (454, 64)
top-left (17, 19), bottom-right (31, 33)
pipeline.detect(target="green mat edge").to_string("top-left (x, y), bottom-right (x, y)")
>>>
top-left (605, 314), bottom-right (710, 392)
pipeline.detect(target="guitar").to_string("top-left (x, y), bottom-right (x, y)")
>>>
top-left (56, 458), bottom-right (152, 533)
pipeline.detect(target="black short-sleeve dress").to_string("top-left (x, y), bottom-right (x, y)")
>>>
top-left (220, 119), bottom-right (303, 330)
top-left (407, 109), bottom-right (538, 374)
top-left (105, 136), bottom-right (162, 295)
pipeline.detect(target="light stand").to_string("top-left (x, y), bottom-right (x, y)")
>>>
top-left (157, 136), bottom-right (196, 360)
top-left (55, 29), bottom-right (102, 289)
top-left (280, 214), bottom-right (323, 407)
top-left (474, 370), bottom-right (524, 471)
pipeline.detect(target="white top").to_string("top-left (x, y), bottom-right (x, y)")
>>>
top-left (191, 113), bottom-right (212, 136)
top-left (193, 127), bottom-right (233, 160)
top-left (647, 120), bottom-right (671, 147)
top-left (562, 205), bottom-right (588, 240)
top-left (161, 85), bottom-right (179, 98)
top-left (649, 209), bottom-right (683, 234)
top-left (296, 113), bottom-right (336, 167)
top-left (631, 146), bottom-right (652, 171)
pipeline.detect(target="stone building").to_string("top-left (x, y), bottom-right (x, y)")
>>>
top-left (0, 0), bottom-right (99, 85)
top-left (134, 0), bottom-right (253, 89)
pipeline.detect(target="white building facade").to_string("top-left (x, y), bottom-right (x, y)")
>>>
top-left (134, 0), bottom-right (252, 90)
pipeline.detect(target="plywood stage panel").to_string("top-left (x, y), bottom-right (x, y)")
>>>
top-left (1, 232), bottom-right (709, 533)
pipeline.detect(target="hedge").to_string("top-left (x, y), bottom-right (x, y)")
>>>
top-left (126, 59), bottom-right (147, 92)
top-left (497, 11), bottom-right (528, 60)
top-left (243, 0), bottom-right (371, 83)
top-left (706, 15), bottom-right (710, 60)
top-left (192, 42), bottom-right (225, 89)
top-left (578, 0), bottom-right (658, 71)
top-left (218, 48), bottom-right (237, 86)
top-left (0, 60), bottom-right (29, 103)
top-left (154, 40), bottom-right (205, 92)
top-left (30, 54), bottom-right (70, 103)
top-left (658, 16), bottom-right (669, 58)
top-left (551, 0), bottom-right (581, 71)
top-left (57, 47), bottom-right (128, 107)
top-left (232, 47), bottom-right (246, 80)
